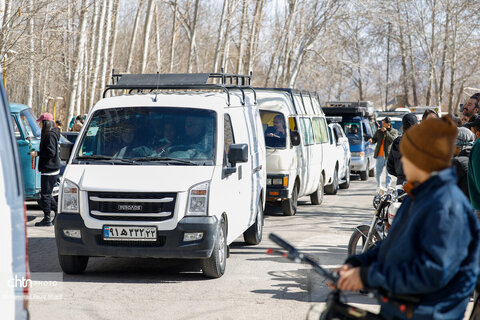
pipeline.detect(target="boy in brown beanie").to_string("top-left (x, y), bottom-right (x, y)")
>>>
top-left (336, 116), bottom-right (480, 319)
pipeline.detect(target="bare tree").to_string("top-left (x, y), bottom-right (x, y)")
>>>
top-left (126, 0), bottom-right (145, 73)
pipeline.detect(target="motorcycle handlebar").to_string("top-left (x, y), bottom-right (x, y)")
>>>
top-left (268, 233), bottom-right (420, 306)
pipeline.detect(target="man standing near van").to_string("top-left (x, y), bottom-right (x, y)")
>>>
top-left (369, 117), bottom-right (398, 191)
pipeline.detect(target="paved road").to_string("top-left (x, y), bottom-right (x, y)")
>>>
top-left (26, 174), bottom-right (469, 320)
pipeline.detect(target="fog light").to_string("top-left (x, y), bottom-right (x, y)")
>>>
top-left (63, 229), bottom-right (81, 239)
top-left (183, 232), bottom-right (203, 242)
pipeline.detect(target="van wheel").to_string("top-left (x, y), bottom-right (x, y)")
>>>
top-left (369, 164), bottom-right (375, 177)
top-left (282, 185), bottom-right (298, 216)
top-left (243, 201), bottom-right (264, 245)
top-left (202, 218), bottom-right (227, 278)
top-left (325, 167), bottom-right (338, 195)
top-left (340, 167), bottom-right (350, 189)
top-left (310, 175), bottom-right (324, 205)
top-left (58, 254), bottom-right (88, 274)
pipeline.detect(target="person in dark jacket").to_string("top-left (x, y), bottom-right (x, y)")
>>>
top-left (31, 113), bottom-right (61, 226)
top-left (452, 127), bottom-right (475, 200)
top-left (336, 116), bottom-right (480, 319)
top-left (387, 113), bottom-right (418, 186)
top-left (369, 117), bottom-right (398, 190)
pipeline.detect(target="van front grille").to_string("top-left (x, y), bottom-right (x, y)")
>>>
top-left (88, 192), bottom-right (176, 221)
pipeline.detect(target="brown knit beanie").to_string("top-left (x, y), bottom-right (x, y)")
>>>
top-left (400, 116), bottom-right (457, 173)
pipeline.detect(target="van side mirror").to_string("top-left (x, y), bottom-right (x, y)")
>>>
top-left (290, 130), bottom-right (300, 146)
top-left (228, 144), bottom-right (248, 166)
top-left (60, 142), bottom-right (74, 161)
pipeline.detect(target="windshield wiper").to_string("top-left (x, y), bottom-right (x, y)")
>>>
top-left (129, 157), bottom-right (198, 165)
top-left (75, 155), bottom-right (138, 164)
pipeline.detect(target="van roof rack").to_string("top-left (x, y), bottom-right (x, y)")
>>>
top-left (103, 70), bottom-right (256, 106)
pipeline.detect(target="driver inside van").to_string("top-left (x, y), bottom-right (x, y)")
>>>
top-left (113, 120), bottom-right (152, 158)
top-left (265, 115), bottom-right (286, 138)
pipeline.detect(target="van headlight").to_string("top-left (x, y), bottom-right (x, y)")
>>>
top-left (186, 181), bottom-right (209, 216)
top-left (62, 180), bottom-right (79, 213)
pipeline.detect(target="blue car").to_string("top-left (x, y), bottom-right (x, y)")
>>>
top-left (10, 103), bottom-right (68, 204)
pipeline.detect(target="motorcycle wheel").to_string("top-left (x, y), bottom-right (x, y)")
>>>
top-left (347, 225), bottom-right (382, 256)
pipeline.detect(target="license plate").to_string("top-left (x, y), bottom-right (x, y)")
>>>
top-left (103, 226), bottom-right (157, 241)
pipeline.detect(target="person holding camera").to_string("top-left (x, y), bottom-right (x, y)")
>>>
top-left (369, 116), bottom-right (398, 191)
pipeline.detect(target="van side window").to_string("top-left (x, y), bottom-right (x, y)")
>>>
top-left (328, 127), bottom-right (334, 145)
top-left (319, 118), bottom-right (329, 143)
top-left (11, 116), bottom-right (21, 139)
top-left (312, 117), bottom-right (322, 144)
top-left (333, 126), bottom-right (341, 141)
top-left (299, 117), bottom-right (314, 146)
top-left (224, 114), bottom-right (235, 157)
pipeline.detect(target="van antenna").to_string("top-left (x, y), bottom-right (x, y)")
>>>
top-left (153, 71), bottom-right (160, 102)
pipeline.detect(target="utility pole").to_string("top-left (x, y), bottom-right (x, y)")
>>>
top-left (385, 23), bottom-right (391, 111)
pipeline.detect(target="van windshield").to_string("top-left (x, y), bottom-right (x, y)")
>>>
top-left (74, 107), bottom-right (216, 165)
top-left (342, 122), bottom-right (363, 145)
top-left (260, 110), bottom-right (286, 148)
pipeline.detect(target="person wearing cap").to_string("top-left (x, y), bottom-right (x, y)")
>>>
top-left (369, 116), bottom-right (398, 191)
top-left (387, 113), bottom-right (418, 186)
top-left (468, 118), bottom-right (480, 220)
top-left (335, 116), bottom-right (480, 319)
top-left (30, 113), bottom-right (61, 226)
top-left (452, 127), bottom-right (475, 199)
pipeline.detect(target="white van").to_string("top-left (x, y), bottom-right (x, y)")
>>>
top-left (55, 73), bottom-right (266, 278)
top-left (0, 80), bottom-right (29, 319)
top-left (256, 89), bottom-right (331, 216)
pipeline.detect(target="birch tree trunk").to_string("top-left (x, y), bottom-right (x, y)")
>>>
top-left (438, 6), bottom-right (450, 106)
top-left (88, 0), bottom-right (107, 109)
top-left (141, 0), bottom-right (155, 73)
top-left (169, 0), bottom-right (178, 72)
top-left (99, 0), bottom-right (114, 95)
top-left (246, 0), bottom-right (264, 74)
top-left (213, 0), bottom-right (228, 73)
top-left (236, 0), bottom-right (248, 74)
top-left (67, 0), bottom-right (88, 124)
top-left (126, 0), bottom-right (145, 73)
top-left (425, 0), bottom-right (437, 105)
top-left (107, 0), bottom-right (120, 82)
top-left (187, 0), bottom-right (200, 73)
top-left (404, 1), bottom-right (418, 106)
top-left (27, 0), bottom-right (34, 107)
top-left (154, 3), bottom-right (161, 72)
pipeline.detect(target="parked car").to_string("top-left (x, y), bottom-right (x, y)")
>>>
top-left (0, 83), bottom-right (29, 319)
top-left (323, 122), bottom-right (351, 194)
top-left (323, 103), bottom-right (376, 181)
top-left (10, 103), bottom-right (70, 205)
top-left (55, 72), bottom-right (266, 278)
top-left (256, 88), bottom-right (330, 216)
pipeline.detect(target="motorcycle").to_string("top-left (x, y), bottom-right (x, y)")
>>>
top-left (348, 187), bottom-right (406, 256)
top-left (267, 233), bottom-right (419, 319)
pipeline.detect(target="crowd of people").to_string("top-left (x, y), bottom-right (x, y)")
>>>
top-left (335, 94), bottom-right (480, 319)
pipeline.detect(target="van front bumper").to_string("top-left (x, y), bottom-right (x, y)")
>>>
top-left (350, 156), bottom-right (367, 172)
top-left (266, 187), bottom-right (289, 200)
top-left (54, 213), bottom-right (218, 259)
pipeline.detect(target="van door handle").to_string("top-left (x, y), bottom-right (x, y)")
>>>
top-left (253, 165), bottom-right (262, 173)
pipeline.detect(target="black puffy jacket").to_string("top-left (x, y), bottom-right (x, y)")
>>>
top-left (452, 147), bottom-right (471, 200)
top-left (38, 127), bottom-right (61, 173)
top-left (387, 135), bottom-right (404, 185)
